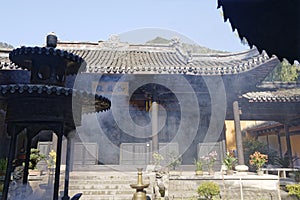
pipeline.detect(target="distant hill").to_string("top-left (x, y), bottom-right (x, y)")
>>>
top-left (146, 37), bottom-right (170, 44)
top-left (0, 42), bottom-right (13, 49)
top-left (146, 36), bottom-right (227, 54)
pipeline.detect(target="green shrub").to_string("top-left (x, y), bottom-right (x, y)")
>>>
top-left (168, 151), bottom-right (182, 170)
top-left (0, 158), bottom-right (7, 171)
top-left (197, 181), bottom-right (220, 200)
top-left (29, 148), bottom-right (46, 170)
top-left (287, 184), bottom-right (300, 198)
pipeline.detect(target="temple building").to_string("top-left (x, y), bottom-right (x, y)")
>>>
top-left (0, 35), bottom-right (283, 169)
top-left (243, 84), bottom-right (300, 166)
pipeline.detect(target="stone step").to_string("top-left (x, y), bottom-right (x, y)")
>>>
top-left (67, 194), bottom-right (138, 200)
top-left (65, 184), bottom-right (152, 192)
top-left (68, 189), bottom-right (135, 195)
top-left (57, 171), bottom-right (154, 200)
top-left (67, 179), bottom-right (148, 184)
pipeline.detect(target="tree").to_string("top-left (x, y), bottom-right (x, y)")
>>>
top-left (265, 59), bottom-right (299, 82)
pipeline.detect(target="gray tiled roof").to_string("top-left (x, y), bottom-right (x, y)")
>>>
top-left (60, 40), bottom-right (272, 75)
top-left (243, 88), bottom-right (300, 103)
top-left (0, 39), bottom-right (274, 76)
top-left (0, 49), bottom-right (19, 70)
top-left (0, 84), bottom-right (111, 112)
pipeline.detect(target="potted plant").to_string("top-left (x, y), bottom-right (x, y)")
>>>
top-left (223, 152), bottom-right (237, 175)
top-left (0, 158), bottom-right (7, 177)
top-left (29, 148), bottom-right (46, 176)
top-left (249, 151), bottom-right (268, 175)
top-left (153, 152), bottom-right (164, 166)
top-left (47, 149), bottom-right (56, 174)
top-left (293, 171), bottom-right (300, 182)
top-left (197, 181), bottom-right (220, 200)
top-left (203, 151), bottom-right (218, 175)
top-left (194, 158), bottom-right (204, 175)
top-left (0, 183), bottom-right (3, 196)
top-left (168, 151), bottom-right (182, 176)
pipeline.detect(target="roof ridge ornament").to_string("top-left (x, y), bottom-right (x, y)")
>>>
top-left (170, 36), bottom-right (192, 63)
top-left (46, 32), bottom-right (57, 48)
top-left (101, 34), bottom-right (129, 50)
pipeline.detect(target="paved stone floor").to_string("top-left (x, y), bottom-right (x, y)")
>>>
top-left (2, 172), bottom-right (297, 200)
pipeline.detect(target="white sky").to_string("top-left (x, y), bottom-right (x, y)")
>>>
top-left (0, 0), bottom-right (248, 52)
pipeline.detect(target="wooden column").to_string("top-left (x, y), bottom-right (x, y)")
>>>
top-left (151, 101), bottom-right (159, 153)
top-left (284, 124), bottom-right (293, 167)
top-left (277, 131), bottom-right (283, 159)
top-left (266, 134), bottom-right (270, 152)
top-left (23, 134), bottom-right (32, 184)
top-left (233, 101), bottom-right (244, 165)
top-left (53, 130), bottom-right (63, 200)
top-left (62, 133), bottom-right (73, 200)
top-left (2, 125), bottom-right (17, 200)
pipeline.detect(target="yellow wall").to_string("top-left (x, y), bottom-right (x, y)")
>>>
top-left (268, 135), bottom-right (279, 152)
top-left (291, 135), bottom-right (300, 165)
top-left (226, 119), bottom-right (300, 167)
top-left (225, 120), bottom-right (265, 151)
top-left (256, 133), bottom-right (300, 166)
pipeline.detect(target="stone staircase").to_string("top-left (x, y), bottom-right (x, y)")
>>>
top-left (63, 171), bottom-right (154, 200)
top-left (27, 170), bottom-right (283, 200)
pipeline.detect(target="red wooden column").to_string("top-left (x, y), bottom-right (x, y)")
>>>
top-left (233, 101), bottom-right (245, 165)
top-left (277, 130), bottom-right (283, 159)
top-left (151, 101), bottom-right (159, 154)
top-left (284, 124), bottom-right (293, 167)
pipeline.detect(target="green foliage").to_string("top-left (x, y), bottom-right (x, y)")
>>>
top-left (293, 171), bottom-right (300, 182)
top-left (153, 152), bottom-right (164, 166)
top-left (274, 156), bottom-right (290, 168)
top-left (0, 158), bottom-right (7, 171)
top-left (274, 154), bottom-right (299, 168)
top-left (287, 184), bottom-right (300, 198)
top-left (168, 151), bottom-right (182, 170)
top-left (47, 150), bottom-right (56, 169)
top-left (223, 152), bottom-right (237, 170)
top-left (243, 137), bottom-right (277, 169)
top-left (29, 148), bottom-right (46, 170)
top-left (265, 59), bottom-right (299, 82)
top-left (197, 182), bottom-right (220, 200)
top-left (194, 158), bottom-right (204, 171)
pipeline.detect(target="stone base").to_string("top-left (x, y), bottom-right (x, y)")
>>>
top-left (235, 165), bottom-right (249, 175)
top-left (169, 172), bottom-right (279, 199)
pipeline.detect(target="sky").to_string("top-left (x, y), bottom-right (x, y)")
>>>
top-left (0, 0), bottom-right (248, 52)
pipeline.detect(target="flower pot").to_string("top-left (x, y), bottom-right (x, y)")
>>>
top-left (0, 170), bottom-right (5, 177)
top-left (169, 170), bottom-right (181, 176)
top-left (29, 169), bottom-right (41, 176)
top-left (256, 169), bottom-right (264, 176)
top-left (226, 169), bottom-right (234, 175)
top-left (48, 167), bottom-right (55, 175)
top-left (195, 170), bottom-right (203, 176)
top-left (209, 169), bottom-right (215, 176)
